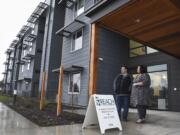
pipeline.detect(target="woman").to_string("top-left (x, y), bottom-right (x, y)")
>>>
top-left (131, 65), bottom-right (151, 124)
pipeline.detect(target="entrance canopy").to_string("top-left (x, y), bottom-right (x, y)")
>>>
top-left (97, 0), bottom-right (180, 58)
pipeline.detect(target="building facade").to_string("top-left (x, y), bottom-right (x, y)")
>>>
top-left (2, 0), bottom-right (180, 112)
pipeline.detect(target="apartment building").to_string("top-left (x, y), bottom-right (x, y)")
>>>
top-left (2, 0), bottom-right (180, 112)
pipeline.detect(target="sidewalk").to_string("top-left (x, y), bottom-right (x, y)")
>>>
top-left (0, 102), bottom-right (180, 135)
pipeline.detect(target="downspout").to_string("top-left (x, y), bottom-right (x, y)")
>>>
top-left (40, 0), bottom-right (53, 110)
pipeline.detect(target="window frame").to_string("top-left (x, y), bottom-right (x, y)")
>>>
top-left (129, 40), bottom-right (158, 58)
top-left (71, 29), bottom-right (83, 52)
top-left (68, 72), bottom-right (81, 95)
top-left (27, 60), bottom-right (31, 70)
top-left (21, 65), bottom-right (24, 72)
top-left (75, 0), bottom-right (85, 17)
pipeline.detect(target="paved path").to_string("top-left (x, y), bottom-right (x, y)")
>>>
top-left (0, 102), bottom-right (180, 135)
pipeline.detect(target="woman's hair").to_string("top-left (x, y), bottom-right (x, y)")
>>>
top-left (138, 65), bottom-right (147, 74)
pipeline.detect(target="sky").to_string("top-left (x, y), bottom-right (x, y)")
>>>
top-left (0, 0), bottom-right (44, 81)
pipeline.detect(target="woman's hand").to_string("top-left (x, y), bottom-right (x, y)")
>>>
top-left (133, 82), bottom-right (143, 86)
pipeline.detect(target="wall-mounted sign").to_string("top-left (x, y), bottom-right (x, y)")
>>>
top-left (82, 94), bottom-right (122, 134)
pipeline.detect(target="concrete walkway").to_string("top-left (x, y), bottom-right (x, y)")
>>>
top-left (0, 102), bottom-right (180, 135)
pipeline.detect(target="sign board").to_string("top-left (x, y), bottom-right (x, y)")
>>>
top-left (82, 94), bottom-right (122, 134)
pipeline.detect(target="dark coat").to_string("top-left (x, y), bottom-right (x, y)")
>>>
top-left (131, 73), bottom-right (151, 106)
top-left (113, 74), bottom-right (132, 95)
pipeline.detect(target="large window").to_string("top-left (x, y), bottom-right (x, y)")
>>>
top-left (129, 40), bottom-right (158, 57)
top-left (147, 64), bottom-right (168, 110)
top-left (132, 64), bottom-right (168, 110)
top-left (68, 72), bottom-right (81, 94)
top-left (71, 29), bottom-right (83, 52)
top-left (76, 0), bottom-right (84, 16)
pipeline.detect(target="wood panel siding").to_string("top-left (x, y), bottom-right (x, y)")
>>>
top-left (98, 0), bottom-right (180, 58)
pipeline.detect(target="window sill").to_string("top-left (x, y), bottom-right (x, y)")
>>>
top-left (68, 92), bottom-right (80, 95)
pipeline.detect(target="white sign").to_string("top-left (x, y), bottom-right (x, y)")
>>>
top-left (13, 90), bottom-right (17, 95)
top-left (82, 94), bottom-right (122, 134)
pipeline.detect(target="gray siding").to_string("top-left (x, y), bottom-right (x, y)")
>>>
top-left (96, 28), bottom-right (129, 94)
top-left (61, 25), bottom-right (90, 107)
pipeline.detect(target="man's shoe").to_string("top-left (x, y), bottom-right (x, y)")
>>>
top-left (136, 119), bottom-right (143, 124)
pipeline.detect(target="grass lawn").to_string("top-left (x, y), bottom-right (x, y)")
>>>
top-left (0, 94), bottom-right (12, 103)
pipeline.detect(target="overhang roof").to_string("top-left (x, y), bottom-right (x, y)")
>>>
top-left (56, 19), bottom-right (85, 37)
top-left (98, 0), bottom-right (180, 58)
top-left (52, 65), bottom-right (84, 73)
top-left (27, 2), bottom-right (48, 24)
top-left (16, 25), bottom-right (31, 38)
top-left (24, 34), bottom-right (37, 42)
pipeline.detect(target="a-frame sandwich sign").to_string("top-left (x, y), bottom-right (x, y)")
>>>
top-left (82, 94), bottom-right (122, 134)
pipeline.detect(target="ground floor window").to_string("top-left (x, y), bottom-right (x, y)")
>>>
top-left (131, 64), bottom-right (168, 110)
top-left (147, 64), bottom-right (168, 110)
top-left (68, 72), bottom-right (81, 94)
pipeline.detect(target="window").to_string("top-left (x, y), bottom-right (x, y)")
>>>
top-left (129, 40), bottom-right (158, 57)
top-left (29, 46), bottom-right (32, 52)
top-left (27, 60), bottom-right (31, 70)
top-left (147, 47), bottom-right (158, 54)
top-left (71, 29), bottom-right (83, 52)
top-left (21, 65), bottom-right (24, 72)
top-left (132, 64), bottom-right (168, 110)
top-left (148, 64), bottom-right (168, 110)
top-left (76, 0), bottom-right (84, 16)
top-left (23, 49), bottom-right (26, 56)
top-left (31, 30), bottom-right (35, 34)
top-left (68, 73), bottom-right (81, 94)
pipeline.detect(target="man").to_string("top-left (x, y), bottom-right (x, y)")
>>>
top-left (113, 66), bottom-right (132, 121)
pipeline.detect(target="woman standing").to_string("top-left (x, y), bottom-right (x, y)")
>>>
top-left (131, 65), bottom-right (151, 124)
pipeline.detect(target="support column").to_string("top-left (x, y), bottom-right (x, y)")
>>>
top-left (57, 66), bottom-right (63, 116)
top-left (88, 23), bottom-right (99, 97)
top-left (40, 72), bottom-right (46, 110)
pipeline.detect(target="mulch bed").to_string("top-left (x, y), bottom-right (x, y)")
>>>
top-left (1, 95), bottom-right (85, 127)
